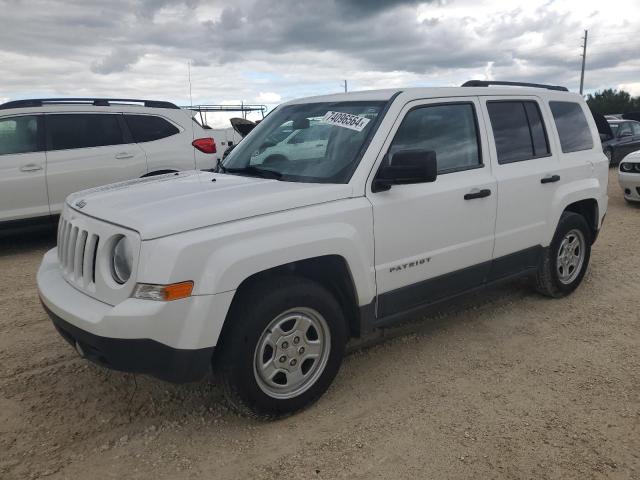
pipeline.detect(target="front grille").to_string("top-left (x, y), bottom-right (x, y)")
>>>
top-left (57, 217), bottom-right (100, 288)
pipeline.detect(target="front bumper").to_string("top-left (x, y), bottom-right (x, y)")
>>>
top-left (42, 302), bottom-right (213, 382)
top-left (618, 172), bottom-right (640, 202)
top-left (37, 248), bottom-right (235, 383)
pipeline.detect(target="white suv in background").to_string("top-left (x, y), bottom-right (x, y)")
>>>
top-left (0, 98), bottom-right (216, 229)
top-left (38, 81), bottom-right (608, 418)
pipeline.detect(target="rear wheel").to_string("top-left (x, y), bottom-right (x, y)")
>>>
top-left (214, 276), bottom-right (347, 419)
top-left (535, 212), bottom-right (591, 298)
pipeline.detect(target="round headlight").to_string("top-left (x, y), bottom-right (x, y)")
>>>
top-left (635, 164), bottom-right (640, 173)
top-left (112, 236), bottom-right (133, 284)
top-left (621, 163), bottom-right (633, 172)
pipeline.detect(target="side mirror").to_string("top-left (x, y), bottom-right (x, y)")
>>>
top-left (372, 150), bottom-right (437, 192)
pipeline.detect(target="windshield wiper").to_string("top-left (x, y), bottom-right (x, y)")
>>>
top-left (225, 166), bottom-right (283, 180)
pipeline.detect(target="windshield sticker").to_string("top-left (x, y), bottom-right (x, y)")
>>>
top-left (321, 111), bottom-right (370, 132)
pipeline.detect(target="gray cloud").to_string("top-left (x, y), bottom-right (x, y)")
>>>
top-left (0, 0), bottom-right (638, 111)
top-left (91, 48), bottom-right (143, 74)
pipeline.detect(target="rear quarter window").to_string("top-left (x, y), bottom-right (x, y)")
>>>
top-left (549, 102), bottom-right (593, 153)
top-left (124, 115), bottom-right (180, 143)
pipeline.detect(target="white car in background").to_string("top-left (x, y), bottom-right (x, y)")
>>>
top-left (251, 121), bottom-right (331, 166)
top-left (619, 151), bottom-right (640, 203)
top-left (0, 97), bottom-right (216, 230)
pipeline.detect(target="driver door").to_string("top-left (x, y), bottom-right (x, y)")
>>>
top-left (367, 98), bottom-right (497, 318)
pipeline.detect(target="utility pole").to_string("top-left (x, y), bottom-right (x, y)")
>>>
top-left (343, 80), bottom-right (348, 93)
top-left (579, 29), bottom-right (588, 95)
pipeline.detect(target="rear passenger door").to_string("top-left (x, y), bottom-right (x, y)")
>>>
top-left (125, 114), bottom-right (194, 172)
top-left (44, 113), bottom-right (147, 213)
top-left (482, 97), bottom-right (559, 264)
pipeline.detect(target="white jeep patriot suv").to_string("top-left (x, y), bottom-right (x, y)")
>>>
top-left (37, 81), bottom-right (608, 418)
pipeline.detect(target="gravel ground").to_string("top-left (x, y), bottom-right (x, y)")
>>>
top-left (1, 168), bottom-right (639, 480)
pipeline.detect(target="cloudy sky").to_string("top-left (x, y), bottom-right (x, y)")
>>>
top-left (1, 0), bottom-right (638, 126)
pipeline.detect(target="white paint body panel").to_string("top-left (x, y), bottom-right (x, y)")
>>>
top-left (37, 86), bottom-right (608, 353)
top-left (0, 149), bottom-right (49, 221)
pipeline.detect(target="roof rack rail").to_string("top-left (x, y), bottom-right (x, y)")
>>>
top-left (0, 98), bottom-right (180, 110)
top-left (461, 80), bottom-right (569, 92)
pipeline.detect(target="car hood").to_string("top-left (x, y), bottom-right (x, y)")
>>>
top-left (66, 171), bottom-right (353, 239)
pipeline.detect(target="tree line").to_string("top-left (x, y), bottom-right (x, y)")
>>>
top-left (586, 89), bottom-right (640, 115)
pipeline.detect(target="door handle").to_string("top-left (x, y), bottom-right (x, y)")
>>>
top-left (115, 152), bottom-right (134, 159)
top-left (541, 174), bottom-right (560, 184)
top-left (20, 164), bottom-right (43, 172)
top-left (464, 188), bottom-right (491, 200)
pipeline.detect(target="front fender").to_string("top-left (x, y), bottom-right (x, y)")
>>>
top-left (137, 197), bottom-right (376, 306)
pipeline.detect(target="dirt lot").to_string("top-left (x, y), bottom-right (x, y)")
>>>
top-left (1, 168), bottom-right (639, 480)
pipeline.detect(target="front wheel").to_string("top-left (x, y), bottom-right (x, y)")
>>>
top-left (214, 276), bottom-right (347, 419)
top-left (535, 212), bottom-right (591, 298)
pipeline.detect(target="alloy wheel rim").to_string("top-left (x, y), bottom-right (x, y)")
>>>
top-left (556, 229), bottom-right (586, 285)
top-left (253, 307), bottom-right (331, 399)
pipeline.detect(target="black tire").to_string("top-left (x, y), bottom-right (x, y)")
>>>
top-left (535, 212), bottom-right (592, 298)
top-left (214, 275), bottom-right (347, 419)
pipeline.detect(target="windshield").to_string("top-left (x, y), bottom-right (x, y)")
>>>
top-left (221, 101), bottom-right (386, 183)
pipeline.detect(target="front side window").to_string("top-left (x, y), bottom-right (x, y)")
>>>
top-left (549, 101), bottom-right (593, 153)
top-left (387, 103), bottom-right (481, 173)
top-left (632, 122), bottom-right (640, 136)
top-left (125, 115), bottom-right (180, 143)
top-left (47, 114), bottom-right (125, 151)
top-left (487, 101), bottom-right (550, 164)
top-left (0, 115), bottom-right (41, 155)
top-left (222, 101), bottom-right (385, 183)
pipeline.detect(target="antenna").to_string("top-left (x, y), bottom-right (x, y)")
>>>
top-left (343, 80), bottom-right (348, 93)
top-left (188, 61), bottom-right (193, 107)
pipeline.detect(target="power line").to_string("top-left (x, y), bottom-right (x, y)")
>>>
top-left (579, 29), bottom-right (588, 95)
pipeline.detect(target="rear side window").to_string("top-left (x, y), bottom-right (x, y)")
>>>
top-left (388, 103), bottom-right (481, 173)
top-left (0, 115), bottom-right (42, 155)
top-left (47, 114), bottom-right (125, 151)
top-left (487, 101), bottom-right (550, 164)
top-left (549, 102), bottom-right (593, 153)
top-left (124, 115), bottom-right (179, 143)
top-left (632, 123), bottom-right (640, 135)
